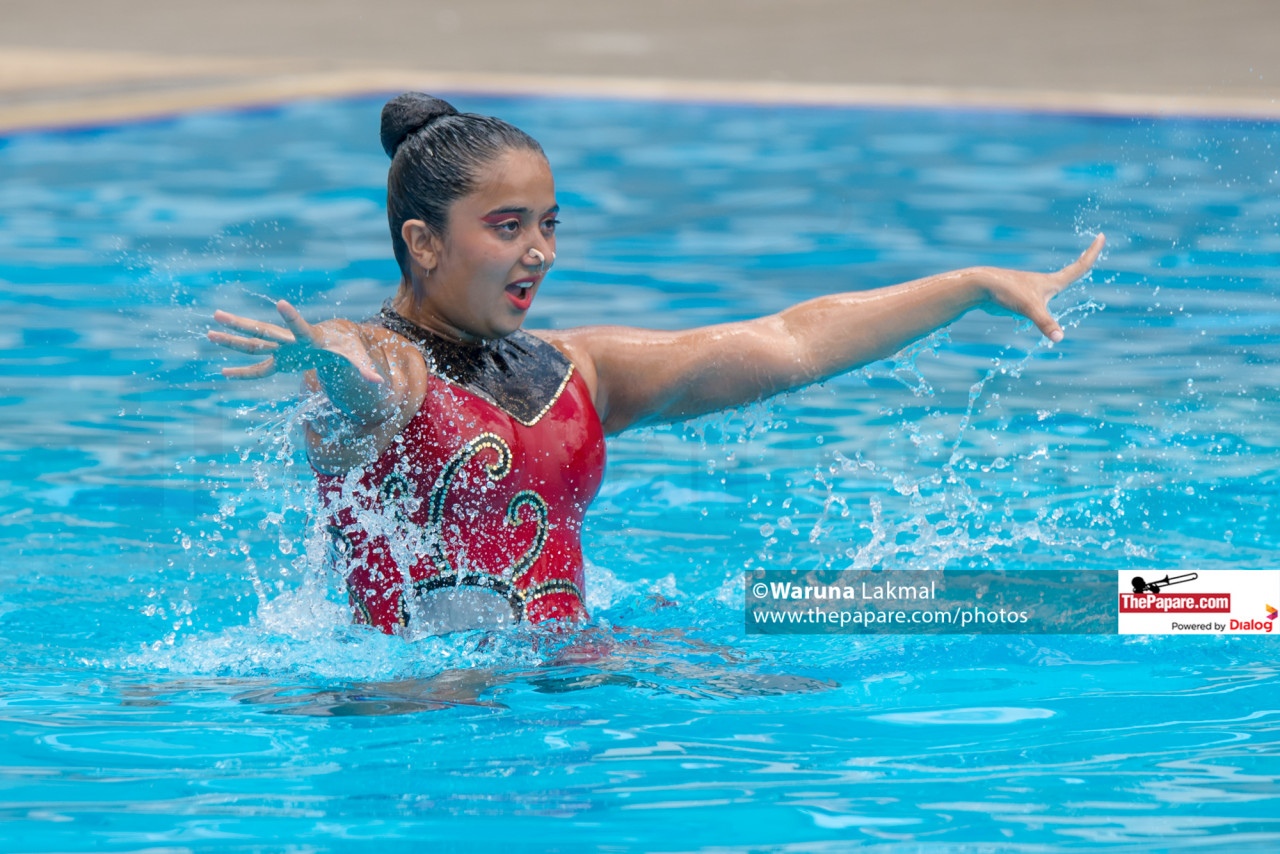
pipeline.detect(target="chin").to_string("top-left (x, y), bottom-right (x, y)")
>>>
top-left (484, 315), bottom-right (525, 340)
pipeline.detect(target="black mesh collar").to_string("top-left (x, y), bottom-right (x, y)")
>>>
top-left (378, 302), bottom-right (574, 427)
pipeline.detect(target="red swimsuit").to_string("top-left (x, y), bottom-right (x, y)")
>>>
top-left (314, 305), bottom-right (606, 634)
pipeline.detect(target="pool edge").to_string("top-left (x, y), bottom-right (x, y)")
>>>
top-left (5, 68), bottom-right (1280, 134)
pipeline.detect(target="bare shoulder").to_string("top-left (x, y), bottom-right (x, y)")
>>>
top-left (526, 326), bottom-right (602, 403)
top-left (344, 319), bottom-right (430, 397)
top-left (361, 320), bottom-right (423, 365)
top-left (525, 321), bottom-right (770, 435)
top-left (528, 324), bottom-right (677, 363)
top-left (526, 324), bottom-right (677, 433)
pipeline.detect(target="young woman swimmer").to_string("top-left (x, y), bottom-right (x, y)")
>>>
top-left (209, 93), bottom-right (1105, 636)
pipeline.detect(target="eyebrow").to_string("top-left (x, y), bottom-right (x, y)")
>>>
top-left (483, 204), bottom-right (560, 217)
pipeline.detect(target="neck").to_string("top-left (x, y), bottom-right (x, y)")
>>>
top-left (391, 271), bottom-right (482, 345)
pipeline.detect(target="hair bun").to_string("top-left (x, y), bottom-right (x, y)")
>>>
top-left (380, 93), bottom-right (458, 158)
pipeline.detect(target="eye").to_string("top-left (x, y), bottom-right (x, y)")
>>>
top-left (541, 218), bottom-right (561, 233)
top-left (492, 219), bottom-right (520, 234)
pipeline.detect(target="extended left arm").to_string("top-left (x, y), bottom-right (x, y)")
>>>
top-left (543, 234), bottom-right (1104, 435)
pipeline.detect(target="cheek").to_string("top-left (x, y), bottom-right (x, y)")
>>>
top-left (470, 249), bottom-right (515, 305)
top-left (456, 237), bottom-right (512, 277)
top-left (474, 234), bottom-right (516, 265)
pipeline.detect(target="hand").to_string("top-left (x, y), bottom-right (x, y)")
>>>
top-left (208, 300), bottom-right (385, 383)
top-left (978, 233), bottom-right (1105, 342)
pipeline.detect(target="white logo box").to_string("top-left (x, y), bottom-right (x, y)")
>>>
top-left (1117, 569), bottom-right (1280, 635)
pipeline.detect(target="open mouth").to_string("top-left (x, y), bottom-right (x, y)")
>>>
top-left (505, 279), bottom-right (536, 310)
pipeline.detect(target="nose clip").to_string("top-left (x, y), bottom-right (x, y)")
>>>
top-left (526, 247), bottom-right (555, 273)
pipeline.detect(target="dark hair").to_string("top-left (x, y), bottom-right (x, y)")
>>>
top-left (380, 93), bottom-right (545, 276)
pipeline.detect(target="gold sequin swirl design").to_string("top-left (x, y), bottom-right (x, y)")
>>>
top-left (424, 433), bottom-right (550, 610)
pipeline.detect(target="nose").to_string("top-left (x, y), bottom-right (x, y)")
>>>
top-left (524, 246), bottom-right (556, 273)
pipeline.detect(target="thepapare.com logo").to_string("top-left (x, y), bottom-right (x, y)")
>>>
top-left (1120, 572), bottom-right (1231, 616)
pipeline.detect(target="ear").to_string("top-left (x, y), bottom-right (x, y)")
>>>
top-left (401, 219), bottom-right (442, 273)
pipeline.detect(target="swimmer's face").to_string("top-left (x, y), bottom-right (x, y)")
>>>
top-left (409, 148), bottom-right (558, 341)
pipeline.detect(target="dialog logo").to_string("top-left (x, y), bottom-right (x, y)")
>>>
top-left (1232, 604), bottom-right (1279, 633)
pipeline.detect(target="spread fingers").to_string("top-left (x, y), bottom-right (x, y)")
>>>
top-left (219, 358), bottom-right (277, 380)
top-left (207, 329), bottom-right (281, 355)
top-left (212, 309), bottom-right (296, 344)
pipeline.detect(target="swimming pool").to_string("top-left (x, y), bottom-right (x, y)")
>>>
top-left (2, 93), bottom-right (1278, 851)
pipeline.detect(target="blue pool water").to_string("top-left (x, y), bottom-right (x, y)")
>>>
top-left (2, 94), bottom-right (1278, 851)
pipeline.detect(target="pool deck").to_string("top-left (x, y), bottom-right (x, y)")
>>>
top-left (2, 0), bottom-right (1279, 131)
